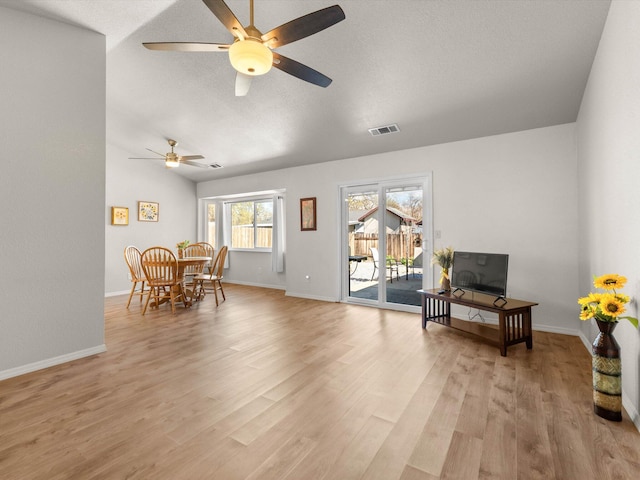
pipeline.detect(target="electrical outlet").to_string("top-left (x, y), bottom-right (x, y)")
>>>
top-left (127, 272), bottom-right (132, 280)
top-left (435, 230), bottom-right (442, 239)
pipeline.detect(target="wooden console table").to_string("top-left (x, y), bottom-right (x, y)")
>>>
top-left (418, 289), bottom-right (538, 356)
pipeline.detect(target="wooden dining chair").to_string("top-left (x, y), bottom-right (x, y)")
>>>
top-left (181, 243), bottom-right (208, 298)
top-left (195, 242), bottom-right (215, 275)
top-left (124, 246), bottom-right (147, 308)
top-left (140, 246), bottom-right (185, 314)
top-left (182, 243), bottom-right (207, 276)
top-left (193, 246), bottom-right (228, 306)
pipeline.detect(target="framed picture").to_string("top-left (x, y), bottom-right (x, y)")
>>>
top-left (138, 201), bottom-right (159, 222)
top-left (111, 206), bottom-right (129, 226)
top-left (300, 197), bottom-right (317, 231)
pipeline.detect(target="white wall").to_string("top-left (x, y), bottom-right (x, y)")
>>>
top-left (198, 123), bottom-right (579, 333)
top-left (576, 0), bottom-right (640, 427)
top-left (105, 143), bottom-right (198, 294)
top-left (0, 8), bottom-right (106, 377)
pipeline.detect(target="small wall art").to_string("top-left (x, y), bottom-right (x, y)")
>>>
top-left (138, 201), bottom-right (159, 222)
top-left (300, 197), bottom-right (317, 231)
top-left (111, 206), bottom-right (129, 226)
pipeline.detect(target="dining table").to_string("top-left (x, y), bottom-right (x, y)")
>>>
top-left (177, 256), bottom-right (211, 304)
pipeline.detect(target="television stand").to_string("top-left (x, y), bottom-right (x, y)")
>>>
top-left (418, 289), bottom-right (538, 356)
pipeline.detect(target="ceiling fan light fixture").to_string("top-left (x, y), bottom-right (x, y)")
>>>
top-left (165, 153), bottom-right (180, 168)
top-left (229, 39), bottom-right (273, 76)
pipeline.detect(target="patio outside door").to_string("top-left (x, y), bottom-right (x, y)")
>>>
top-left (345, 186), bottom-right (380, 302)
top-left (342, 178), bottom-right (430, 311)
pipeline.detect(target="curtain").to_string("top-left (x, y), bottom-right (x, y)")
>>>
top-left (219, 202), bottom-right (231, 269)
top-left (271, 194), bottom-right (285, 272)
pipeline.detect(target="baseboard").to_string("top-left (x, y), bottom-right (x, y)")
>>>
top-left (0, 344), bottom-right (107, 381)
top-left (225, 280), bottom-right (286, 290)
top-left (578, 330), bottom-right (591, 351)
top-left (530, 323), bottom-right (580, 336)
top-left (622, 395), bottom-right (640, 432)
top-left (285, 291), bottom-right (338, 303)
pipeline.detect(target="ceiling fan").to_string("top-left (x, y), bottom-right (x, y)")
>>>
top-left (143, 0), bottom-right (345, 96)
top-left (129, 139), bottom-right (209, 169)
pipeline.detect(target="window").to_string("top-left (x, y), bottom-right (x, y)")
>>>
top-left (230, 199), bottom-right (273, 250)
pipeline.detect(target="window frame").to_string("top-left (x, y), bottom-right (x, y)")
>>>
top-left (227, 197), bottom-right (274, 252)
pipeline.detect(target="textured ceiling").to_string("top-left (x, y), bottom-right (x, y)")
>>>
top-left (0, 0), bottom-right (611, 181)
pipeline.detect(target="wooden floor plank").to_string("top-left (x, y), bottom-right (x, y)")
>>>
top-left (282, 391), bottom-right (384, 480)
top-left (320, 414), bottom-right (396, 480)
top-left (439, 430), bottom-right (484, 480)
top-left (399, 465), bottom-right (440, 480)
top-left (1, 285), bottom-right (639, 479)
top-left (406, 351), bottom-right (473, 477)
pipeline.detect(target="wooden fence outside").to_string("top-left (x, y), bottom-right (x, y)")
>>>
top-left (232, 226), bottom-right (272, 248)
top-left (213, 225), bottom-right (416, 259)
top-left (349, 233), bottom-right (417, 261)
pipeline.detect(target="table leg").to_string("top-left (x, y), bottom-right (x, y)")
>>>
top-left (349, 261), bottom-right (359, 277)
top-left (499, 313), bottom-right (507, 357)
top-left (525, 308), bottom-right (533, 349)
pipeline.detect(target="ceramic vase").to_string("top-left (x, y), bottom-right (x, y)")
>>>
top-left (592, 319), bottom-right (622, 421)
top-left (440, 268), bottom-right (451, 292)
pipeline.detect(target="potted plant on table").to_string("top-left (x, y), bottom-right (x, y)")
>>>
top-left (176, 240), bottom-right (190, 258)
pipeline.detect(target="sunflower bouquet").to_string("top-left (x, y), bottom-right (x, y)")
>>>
top-left (578, 274), bottom-right (638, 328)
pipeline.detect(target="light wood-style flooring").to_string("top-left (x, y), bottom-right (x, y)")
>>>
top-left (1, 284), bottom-right (639, 479)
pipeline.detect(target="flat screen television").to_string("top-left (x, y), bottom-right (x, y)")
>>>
top-left (451, 251), bottom-right (509, 298)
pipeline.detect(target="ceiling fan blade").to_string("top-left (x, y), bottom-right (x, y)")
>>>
top-left (143, 42), bottom-right (230, 52)
top-left (235, 72), bottom-right (252, 96)
top-left (202, 0), bottom-right (247, 39)
top-left (180, 155), bottom-right (205, 160)
top-left (261, 5), bottom-right (345, 48)
top-left (129, 157), bottom-right (164, 160)
top-left (271, 52), bottom-right (332, 88)
top-left (145, 148), bottom-right (166, 157)
top-left (182, 160), bottom-right (211, 169)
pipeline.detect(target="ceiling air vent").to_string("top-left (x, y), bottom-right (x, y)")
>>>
top-left (368, 123), bottom-right (400, 137)
top-left (209, 163), bottom-right (224, 169)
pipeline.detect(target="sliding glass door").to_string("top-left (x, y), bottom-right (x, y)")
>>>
top-left (342, 176), bottom-right (431, 311)
top-left (345, 186), bottom-right (380, 302)
top-left (383, 184), bottom-right (424, 307)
